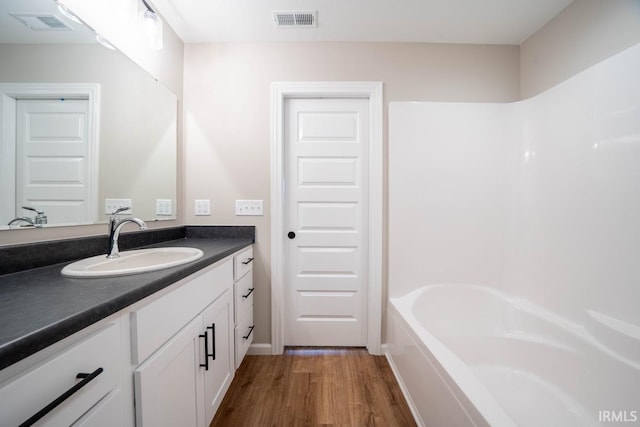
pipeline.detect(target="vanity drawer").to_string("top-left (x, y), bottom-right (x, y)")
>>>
top-left (131, 259), bottom-right (233, 364)
top-left (73, 389), bottom-right (123, 426)
top-left (235, 310), bottom-right (254, 368)
top-left (234, 272), bottom-right (254, 324)
top-left (0, 322), bottom-right (120, 427)
top-left (234, 246), bottom-right (253, 281)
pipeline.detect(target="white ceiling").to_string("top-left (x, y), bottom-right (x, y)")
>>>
top-left (151, 0), bottom-right (574, 45)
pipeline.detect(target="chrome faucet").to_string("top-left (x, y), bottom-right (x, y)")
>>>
top-left (23, 206), bottom-right (47, 226)
top-left (107, 217), bottom-right (147, 259)
top-left (108, 207), bottom-right (131, 240)
top-left (7, 206), bottom-right (47, 228)
top-left (7, 216), bottom-right (37, 227)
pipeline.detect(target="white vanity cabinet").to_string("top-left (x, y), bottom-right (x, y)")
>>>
top-left (0, 244), bottom-right (252, 427)
top-left (0, 321), bottom-right (123, 427)
top-left (233, 246), bottom-right (254, 368)
top-left (132, 258), bottom-right (235, 427)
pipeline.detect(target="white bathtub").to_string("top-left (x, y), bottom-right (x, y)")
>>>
top-left (386, 284), bottom-right (640, 427)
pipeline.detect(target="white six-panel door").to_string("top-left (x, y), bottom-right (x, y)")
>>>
top-left (16, 99), bottom-right (93, 224)
top-left (284, 98), bottom-right (369, 346)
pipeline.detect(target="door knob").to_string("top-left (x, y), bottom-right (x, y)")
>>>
top-left (287, 231), bottom-right (296, 239)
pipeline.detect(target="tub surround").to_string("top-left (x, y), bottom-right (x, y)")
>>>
top-left (389, 42), bottom-right (640, 321)
top-left (0, 226), bottom-right (254, 370)
top-left (388, 43), bottom-right (640, 426)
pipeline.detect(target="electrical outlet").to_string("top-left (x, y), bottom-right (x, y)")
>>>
top-left (156, 199), bottom-right (172, 216)
top-left (195, 199), bottom-right (211, 216)
top-left (235, 200), bottom-right (264, 216)
top-left (105, 198), bottom-right (132, 215)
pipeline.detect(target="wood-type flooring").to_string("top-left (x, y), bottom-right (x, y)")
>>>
top-left (210, 347), bottom-right (417, 427)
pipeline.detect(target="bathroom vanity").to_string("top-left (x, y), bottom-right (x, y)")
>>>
top-left (0, 226), bottom-right (254, 426)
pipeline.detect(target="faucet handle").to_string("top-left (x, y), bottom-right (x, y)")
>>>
top-left (22, 206), bottom-right (44, 215)
top-left (110, 206), bottom-right (130, 215)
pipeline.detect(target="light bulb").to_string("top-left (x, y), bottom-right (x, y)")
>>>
top-left (139, 9), bottom-right (163, 50)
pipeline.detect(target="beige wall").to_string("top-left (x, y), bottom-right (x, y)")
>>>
top-left (183, 42), bottom-right (520, 344)
top-left (521, 0), bottom-right (640, 98)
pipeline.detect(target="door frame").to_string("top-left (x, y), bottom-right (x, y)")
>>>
top-left (270, 82), bottom-right (383, 355)
top-left (0, 83), bottom-right (100, 225)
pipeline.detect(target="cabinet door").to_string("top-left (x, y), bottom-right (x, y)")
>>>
top-left (134, 317), bottom-right (205, 427)
top-left (201, 289), bottom-right (234, 425)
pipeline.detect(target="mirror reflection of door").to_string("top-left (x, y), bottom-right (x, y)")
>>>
top-left (14, 98), bottom-right (95, 225)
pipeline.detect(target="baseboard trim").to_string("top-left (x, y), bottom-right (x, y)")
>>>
top-left (247, 343), bottom-right (272, 355)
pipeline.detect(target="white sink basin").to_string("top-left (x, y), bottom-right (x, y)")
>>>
top-left (61, 247), bottom-right (204, 278)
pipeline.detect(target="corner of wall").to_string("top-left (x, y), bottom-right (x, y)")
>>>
top-left (519, 0), bottom-right (640, 99)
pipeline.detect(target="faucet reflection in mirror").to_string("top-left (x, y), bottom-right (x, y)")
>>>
top-left (8, 206), bottom-right (47, 229)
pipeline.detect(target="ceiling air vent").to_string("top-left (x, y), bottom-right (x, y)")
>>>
top-left (273, 11), bottom-right (317, 28)
top-left (10, 14), bottom-right (73, 31)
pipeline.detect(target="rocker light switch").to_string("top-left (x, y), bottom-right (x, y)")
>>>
top-left (235, 200), bottom-right (263, 216)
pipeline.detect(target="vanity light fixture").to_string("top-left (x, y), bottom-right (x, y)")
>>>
top-left (139, 0), bottom-right (163, 50)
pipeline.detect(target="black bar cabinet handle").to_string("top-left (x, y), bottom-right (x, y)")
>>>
top-left (199, 332), bottom-right (209, 370)
top-left (242, 288), bottom-right (255, 299)
top-left (241, 257), bottom-right (254, 265)
top-left (243, 325), bottom-right (255, 340)
top-left (207, 323), bottom-right (216, 361)
top-left (19, 367), bottom-right (103, 427)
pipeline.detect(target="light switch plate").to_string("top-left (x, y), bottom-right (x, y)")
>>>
top-left (235, 200), bottom-right (263, 216)
top-left (105, 199), bottom-right (132, 215)
top-left (195, 199), bottom-right (211, 216)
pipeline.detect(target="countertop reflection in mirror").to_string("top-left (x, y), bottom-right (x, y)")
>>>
top-left (0, 0), bottom-right (177, 231)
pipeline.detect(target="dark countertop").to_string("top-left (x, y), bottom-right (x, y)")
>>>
top-left (0, 226), bottom-right (254, 371)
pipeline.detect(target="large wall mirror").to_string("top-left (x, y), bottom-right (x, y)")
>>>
top-left (0, 0), bottom-right (177, 231)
